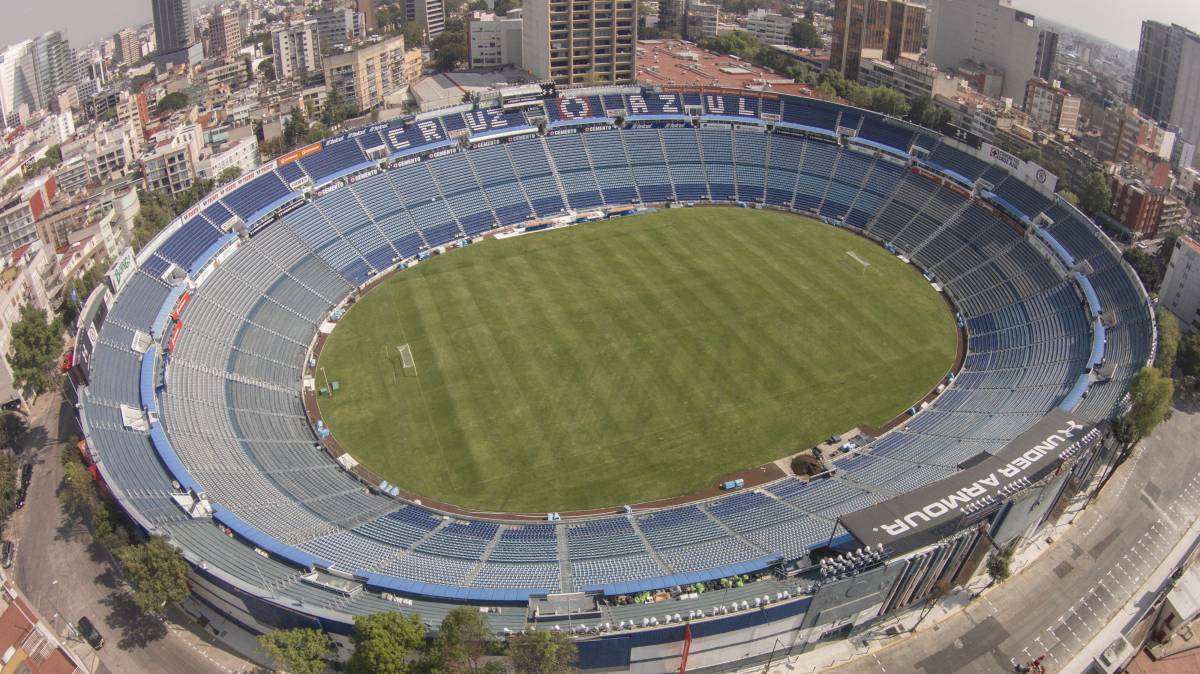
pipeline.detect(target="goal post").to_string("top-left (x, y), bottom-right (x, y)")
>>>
top-left (396, 344), bottom-right (417, 376)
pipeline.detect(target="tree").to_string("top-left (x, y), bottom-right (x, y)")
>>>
top-left (1058, 189), bottom-right (1080, 206)
top-left (284, 107), bottom-right (310, 150)
top-left (431, 18), bottom-right (468, 71)
top-left (322, 88), bottom-right (356, 128)
top-left (256, 59), bottom-right (276, 82)
top-left (0, 412), bottom-right (27, 450)
top-left (1179, 332), bottom-right (1200, 379)
top-left (1123, 367), bottom-right (1174, 443)
top-left (346, 612), bottom-right (427, 674)
top-left (430, 607), bottom-right (496, 673)
top-left (402, 23), bottom-right (426, 49)
top-left (868, 87), bottom-right (909, 117)
top-left (1123, 247), bottom-right (1163, 292)
top-left (1156, 308), bottom-right (1180, 377)
top-left (156, 91), bottom-right (190, 115)
top-left (1079, 170), bottom-right (1111, 216)
top-left (8, 304), bottom-right (63, 395)
top-left (257, 627), bottom-right (333, 674)
top-left (114, 535), bottom-right (191, 615)
top-left (986, 546), bottom-right (1014, 583)
top-left (789, 21), bottom-right (821, 49)
top-left (508, 630), bottom-right (578, 674)
top-left (217, 166), bottom-right (243, 184)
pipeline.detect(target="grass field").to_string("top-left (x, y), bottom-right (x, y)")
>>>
top-left (316, 208), bottom-right (957, 512)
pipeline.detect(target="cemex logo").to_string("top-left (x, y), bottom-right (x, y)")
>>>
top-left (871, 419), bottom-right (1085, 539)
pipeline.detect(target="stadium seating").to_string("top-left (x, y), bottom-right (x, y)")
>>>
top-left (84, 90), bottom-right (1153, 618)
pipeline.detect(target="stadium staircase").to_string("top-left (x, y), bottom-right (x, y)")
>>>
top-left (655, 130), bottom-right (680, 202)
top-left (505, 144), bottom-right (540, 218)
top-left (628, 517), bottom-right (671, 575)
top-left (815, 145), bottom-right (846, 214)
top-left (310, 200), bottom-right (378, 274)
top-left (556, 527), bottom-right (577, 592)
top-left (910, 195), bottom-right (978, 258)
top-left (536, 137), bottom-right (574, 212)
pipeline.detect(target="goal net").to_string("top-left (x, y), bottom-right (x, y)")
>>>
top-left (396, 344), bottom-right (416, 374)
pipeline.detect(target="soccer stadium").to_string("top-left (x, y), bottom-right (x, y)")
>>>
top-left (69, 86), bottom-right (1152, 671)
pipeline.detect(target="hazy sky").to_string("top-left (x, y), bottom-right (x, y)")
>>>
top-left (0, 0), bottom-right (1199, 51)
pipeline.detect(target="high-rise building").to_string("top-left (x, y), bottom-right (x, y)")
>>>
top-left (31, 31), bottom-right (78, 110)
top-left (1130, 21), bottom-right (1200, 168)
top-left (829, 0), bottom-right (925, 81)
top-left (522, 0), bottom-right (637, 85)
top-left (113, 28), bottom-right (141, 66)
top-left (316, 8), bottom-right (366, 49)
top-left (685, 3), bottom-right (720, 40)
top-left (0, 41), bottom-right (40, 127)
top-left (404, 0), bottom-right (446, 42)
top-left (208, 9), bottom-right (243, 60)
top-left (1103, 166), bottom-right (1167, 238)
top-left (745, 9), bottom-right (794, 46)
top-left (1160, 235), bottom-right (1200, 332)
top-left (927, 0), bottom-right (1057, 106)
top-left (468, 10), bottom-right (523, 69)
top-left (659, 0), bottom-right (686, 36)
top-left (152, 0), bottom-right (203, 67)
top-left (357, 0), bottom-right (378, 33)
top-left (1098, 105), bottom-right (1174, 166)
top-left (1023, 78), bottom-right (1080, 134)
top-left (323, 35), bottom-right (413, 112)
top-left (272, 20), bottom-right (323, 84)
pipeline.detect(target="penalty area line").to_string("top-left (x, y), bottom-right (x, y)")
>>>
top-left (847, 251), bottom-right (870, 267)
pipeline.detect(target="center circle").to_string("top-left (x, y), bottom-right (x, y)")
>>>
top-left (316, 207), bottom-right (958, 513)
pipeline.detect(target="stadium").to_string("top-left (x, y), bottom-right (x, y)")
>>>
top-left (68, 86), bottom-right (1152, 671)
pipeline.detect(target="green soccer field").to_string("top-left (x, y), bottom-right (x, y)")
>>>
top-left (316, 208), bottom-right (957, 512)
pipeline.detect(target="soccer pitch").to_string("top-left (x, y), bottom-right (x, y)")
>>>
top-left (316, 208), bottom-right (958, 512)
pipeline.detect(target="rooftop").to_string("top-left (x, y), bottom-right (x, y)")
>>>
top-left (635, 40), bottom-right (812, 95)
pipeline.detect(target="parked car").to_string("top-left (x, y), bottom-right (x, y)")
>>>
top-left (1, 541), bottom-right (12, 568)
top-left (77, 616), bottom-right (104, 650)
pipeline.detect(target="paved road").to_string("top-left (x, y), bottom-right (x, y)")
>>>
top-left (829, 395), bottom-right (1200, 674)
top-left (8, 393), bottom-right (250, 674)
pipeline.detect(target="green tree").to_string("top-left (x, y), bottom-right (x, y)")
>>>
top-left (114, 535), bottom-right (191, 615)
top-left (322, 88), bottom-right (356, 127)
top-left (986, 546), bottom-right (1014, 583)
top-left (156, 91), bottom-right (190, 115)
top-left (1123, 248), bottom-right (1163, 292)
top-left (1156, 308), bottom-right (1180, 377)
top-left (257, 627), bottom-right (333, 674)
top-left (402, 23), bottom-right (426, 49)
top-left (0, 412), bottom-right (27, 450)
top-left (284, 107), bottom-right (310, 150)
top-left (1179, 332), bottom-right (1200, 379)
top-left (869, 87), bottom-right (909, 117)
top-left (1123, 367), bottom-right (1174, 442)
top-left (257, 59), bottom-right (276, 81)
top-left (431, 18), bottom-right (468, 71)
top-left (1079, 170), bottom-right (1111, 215)
top-left (430, 607), bottom-right (496, 673)
top-left (346, 612), bottom-right (427, 674)
top-left (217, 166), bottom-right (243, 184)
top-left (8, 304), bottom-right (63, 395)
top-left (508, 630), bottom-right (578, 674)
top-left (789, 20), bottom-right (821, 49)
top-left (1058, 189), bottom-right (1080, 206)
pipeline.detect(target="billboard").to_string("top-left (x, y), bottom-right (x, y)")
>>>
top-left (978, 142), bottom-right (1059, 195)
top-left (840, 410), bottom-right (1091, 553)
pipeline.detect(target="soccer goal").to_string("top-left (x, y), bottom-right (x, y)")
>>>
top-left (396, 344), bottom-right (417, 377)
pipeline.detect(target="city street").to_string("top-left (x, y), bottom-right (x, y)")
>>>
top-left (7, 392), bottom-right (253, 674)
top-left (820, 395), bottom-right (1200, 673)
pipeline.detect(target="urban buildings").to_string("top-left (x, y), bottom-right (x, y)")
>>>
top-left (1130, 22), bottom-right (1200, 169)
top-left (1023, 78), bottom-right (1081, 134)
top-left (208, 9), bottom-right (244, 60)
top-left (30, 31), bottom-right (78, 111)
top-left (273, 20), bottom-right (324, 85)
top-left (142, 123), bottom-right (203, 196)
top-left (357, 0), bottom-right (378, 33)
top-left (316, 7), bottom-right (366, 49)
top-left (1098, 105), bottom-right (1175, 167)
top-left (323, 35), bottom-right (416, 112)
top-left (1103, 165), bottom-right (1167, 238)
top-left (927, 0), bottom-right (1057, 106)
top-left (468, 10), bottom-right (524, 69)
top-left (0, 41), bottom-right (41, 127)
top-left (684, 2), bottom-right (720, 41)
top-left (1160, 235), bottom-right (1200, 332)
top-left (522, 0), bottom-right (638, 85)
top-left (744, 9), bottom-right (795, 46)
top-left (858, 57), bottom-right (959, 103)
top-left (829, 0), bottom-right (925, 81)
top-left (152, 0), bottom-right (203, 67)
top-left (113, 27), bottom-right (141, 66)
top-left (0, 243), bottom-right (56, 406)
top-left (404, 0), bottom-right (447, 41)
top-left (0, 175), bottom-right (56, 257)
